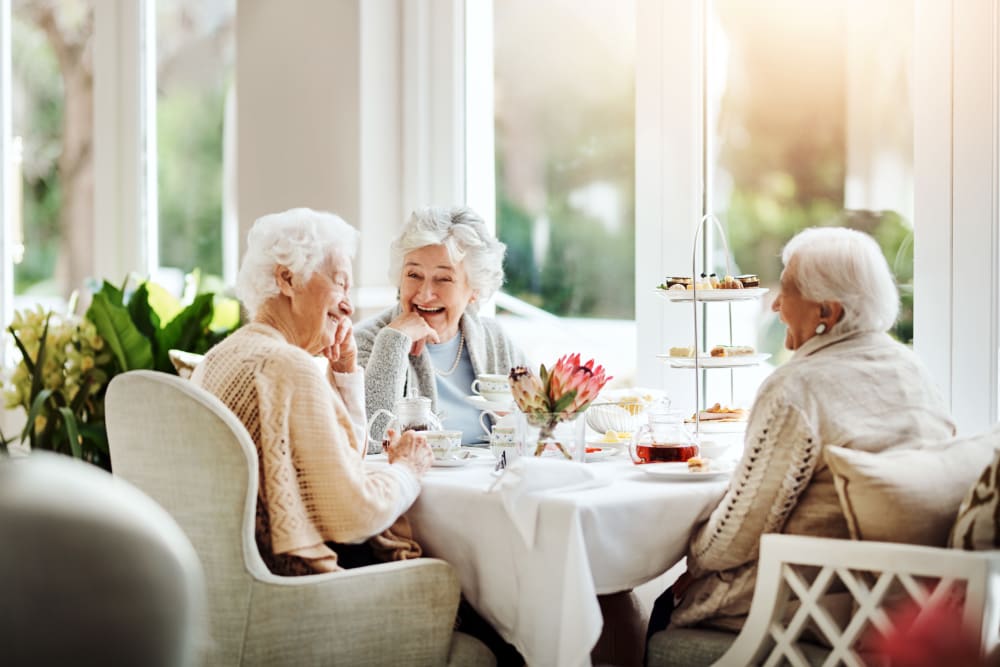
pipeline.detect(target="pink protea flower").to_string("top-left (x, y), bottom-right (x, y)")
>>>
top-left (509, 355), bottom-right (612, 458)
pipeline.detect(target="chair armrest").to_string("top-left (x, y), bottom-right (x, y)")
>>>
top-left (714, 535), bottom-right (1000, 667)
top-left (242, 558), bottom-right (460, 666)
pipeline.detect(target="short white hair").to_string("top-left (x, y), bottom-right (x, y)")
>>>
top-left (389, 206), bottom-right (506, 309)
top-left (782, 226), bottom-right (899, 334)
top-left (236, 208), bottom-right (359, 318)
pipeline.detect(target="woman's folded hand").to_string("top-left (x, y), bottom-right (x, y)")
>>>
top-left (386, 428), bottom-right (433, 475)
top-left (387, 312), bottom-right (440, 355)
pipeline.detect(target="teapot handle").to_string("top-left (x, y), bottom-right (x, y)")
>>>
top-left (629, 424), bottom-right (651, 464)
top-left (367, 408), bottom-right (396, 446)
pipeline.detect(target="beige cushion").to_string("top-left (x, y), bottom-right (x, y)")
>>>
top-left (168, 349), bottom-right (204, 379)
top-left (950, 448), bottom-right (1000, 550)
top-left (825, 427), bottom-right (1000, 546)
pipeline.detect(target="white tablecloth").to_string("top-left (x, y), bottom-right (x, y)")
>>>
top-left (374, 455), bottom-right (728, 667)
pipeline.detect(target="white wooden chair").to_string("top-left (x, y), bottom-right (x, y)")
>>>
top-left (648, 534), bottom-right (1000, 667)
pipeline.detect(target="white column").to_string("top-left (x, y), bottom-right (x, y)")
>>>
top-left (914, 0), bottom-right (1000, 432)
top-left (93, 0), bottom-right (155, 284)
top-left (634, 0), bottom-right (704, 414)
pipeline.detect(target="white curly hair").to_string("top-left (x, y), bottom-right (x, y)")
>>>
top-left (236, 208), bottom-right (359, 318)
top-left (782, 226), bottom-right (899, 334)
top-left (388, 206), bottom-right (506, 311)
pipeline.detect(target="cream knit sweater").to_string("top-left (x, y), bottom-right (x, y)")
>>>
top-left (192, 323), bottom-right (422, 575)
top-left (672, 329), bottom-right (955, 630)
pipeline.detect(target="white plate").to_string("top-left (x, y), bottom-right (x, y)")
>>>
top-left (584, 445), bottom-right (624, 462)
top-left (640, 462), bottom-right (734, 481)
top-left (431, 447), bottom-right (492, 468)
top-left (685, 420), bottom-right (747, 434)
top-left (464, 395), bottom-right (517, 412)
top-left (657, 353), bottom-right (771, 369)
top-left (655, 287), bottom-right (769, 302)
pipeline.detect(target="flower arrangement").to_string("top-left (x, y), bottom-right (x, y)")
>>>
top-left (508, 353), bottom-right (611, 458)
top-left (1, 274), bottom-right (241, 469)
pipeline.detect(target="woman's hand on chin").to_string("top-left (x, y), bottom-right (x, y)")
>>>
top-left (388, 311), bottom-right (440, 355)
top-left (386, 429), bottom-right (432, 475)
top-left (323, 317), bottom-right (358, 373)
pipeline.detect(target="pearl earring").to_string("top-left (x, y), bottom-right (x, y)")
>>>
top-left (815, 322), bottom-right (827, 335)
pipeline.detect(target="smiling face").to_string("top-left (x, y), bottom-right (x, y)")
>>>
top-left (283, 249), bottom-right (354, 354)
top-left (771, 257), bottom-right (824, 351)
top-left (399, 244), bottom-right (477, 341)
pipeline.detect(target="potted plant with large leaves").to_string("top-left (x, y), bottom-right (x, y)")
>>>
top-left (2, 274), bottom-right (240, 469)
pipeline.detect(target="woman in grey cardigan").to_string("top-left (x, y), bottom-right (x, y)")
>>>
top-left (356, 206), bottom-right (526, 448)
top-left (647, 227), bottom-right (955, 651)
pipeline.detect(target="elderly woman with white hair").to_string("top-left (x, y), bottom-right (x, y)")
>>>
top-left (192, 208), bottom-right (432, 576)
top-left (647, 227), bottom-right (956, 649)
top-left (356, 206), bottom-right (526, 446)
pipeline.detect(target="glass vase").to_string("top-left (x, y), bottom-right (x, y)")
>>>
top-left (515, 410), bottom-right (587, 462)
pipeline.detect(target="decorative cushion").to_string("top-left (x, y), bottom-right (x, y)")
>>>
top-left (168, 350), bottom-right (204, 379)
top-left (825, 426), bottom-right (1000, 546)
top-left (950, 448), bottom-right (1000, 550)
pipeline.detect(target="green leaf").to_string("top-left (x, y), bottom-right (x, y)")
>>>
top-left (78, 422), bottom-right (109, 454)
top-left (58, 407), bottom-right (82, 459)
top-left (551, 389), bottom-right (578, 414)
top-left (143, 280), bottom-right (182, 326)
top-left (87, 292), bottom-right (154, 371)
top-left (8, 326), bottom-right (36, 376)
top-left (21, 388), bottom-right (53, 448)
top-left (69, 372), bottom-right (94, 414)
top-left (154, 293), bottom-right (214, 371)
top-left (210, 297), bottom-right (241, 331)
top-left (127, 283), bottom-right (161, 346)
top-left (96, 280), bottom-right (126, 308)
top-left (28, 315), bottom-right (51, 408)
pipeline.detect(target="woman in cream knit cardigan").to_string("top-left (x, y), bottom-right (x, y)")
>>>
top-left (192, 208), bottom-right (433, 576)
top-left (650, 227), bottom-right (955, 637)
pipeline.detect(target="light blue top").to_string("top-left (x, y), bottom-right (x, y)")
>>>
top-left (426, 334), bottom-right (486, 445)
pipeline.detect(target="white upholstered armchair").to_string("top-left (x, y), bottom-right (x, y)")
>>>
top-left (106, 370), bottom-right (492, 667)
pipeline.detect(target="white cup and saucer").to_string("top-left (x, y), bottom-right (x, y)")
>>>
top-left (470, 373), bottom-right (514, 408)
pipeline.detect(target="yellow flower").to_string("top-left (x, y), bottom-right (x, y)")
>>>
top-left (34, 415), bottom-right (47, 433)
top-left (80, 356), bottom-right (95, 372)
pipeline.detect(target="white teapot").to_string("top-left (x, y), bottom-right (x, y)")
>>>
top-left (368, 397), bottom-right (443, 447)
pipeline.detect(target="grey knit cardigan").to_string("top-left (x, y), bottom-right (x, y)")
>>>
top-left (355, 305), bottom-right (526, 450)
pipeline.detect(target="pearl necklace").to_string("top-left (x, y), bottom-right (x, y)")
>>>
top-left (434, 330), bottom-right (465, 377)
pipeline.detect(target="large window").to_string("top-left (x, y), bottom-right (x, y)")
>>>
top-left (708, 0), bottom-right (914, 368)
top-left (155, 0), bottom-right (234, 293)
top-left (493, 0), bottom-right (636, 381)
top-left (11, 2), bottom-right (94, 308)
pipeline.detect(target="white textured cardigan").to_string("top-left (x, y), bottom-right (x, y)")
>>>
top-left (672, 329), bottom-right (955, 630)
top-left (355, 305), bottom-right (526, 450)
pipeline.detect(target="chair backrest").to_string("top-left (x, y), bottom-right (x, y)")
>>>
top-left (717, 534), bottom-right (1000, 666)
top-left (107, 370), bottom-right (269, 666)
top-left (0, 452), bottom-right (204, 667)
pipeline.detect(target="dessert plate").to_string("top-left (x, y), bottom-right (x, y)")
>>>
top-left (658, 353), bottom-right (771, 369)
top-left (655, 287), bottom-right (769, 302)
top-left (584, 445), bottom-right (624, 462)
top-left (639, 462), bottom-right (734, 481)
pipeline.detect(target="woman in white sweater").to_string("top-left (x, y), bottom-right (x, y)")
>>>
top-left (648, 227), bottom-right (955, 639)
top-left (192, 208), bottom-right (433, 576)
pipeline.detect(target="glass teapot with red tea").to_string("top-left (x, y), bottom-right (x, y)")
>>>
top-left (629, 399), bottom-right (699, 464)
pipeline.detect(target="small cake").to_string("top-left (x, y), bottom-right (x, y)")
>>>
top-left (736, 274), bottom-right (759, 288)
top-left (687, 457), bottom-right (709, 472)
top-left (663, 276), bottom-right (692, 288)
top-left (719, 275), bottom-right (745, 289)
top-left (709, 344), bottom-right (756, 357)
top-left (669, 346), bottom-right (696, 357)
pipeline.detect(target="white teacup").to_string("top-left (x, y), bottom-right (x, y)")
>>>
top-left (471, 374), bottom-right (512, 403)
top-left (489, 426), bottom-right (519, 466)
top-left (479, 410), bottom-right (519, 437)
top-left (424, 430), bottom-right (462, 460)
